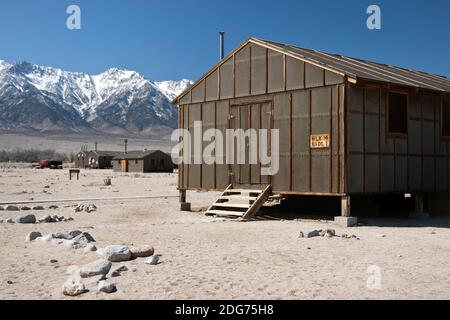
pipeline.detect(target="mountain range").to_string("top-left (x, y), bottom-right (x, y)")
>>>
top-left (0, 59), bottom-right (192, 137)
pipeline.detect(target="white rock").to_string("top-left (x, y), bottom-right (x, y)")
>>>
top-left (51, 238), bottom-right (65, 245)
top-left (38, 215), bottom-right (53, 223)
top-left (40, 234), bottom-right (55, 242)
top-left (79, 259), bottom-right (112, 278)
top-left (15, 214), bottom-right (36, 224)
top-left (298, 230), bottom-right (320, 238)
top-left (85, 204), bottom-right (97, 213)
top-left (75, 204), bottom-right (97, 213)
top-left (101, 245), bottom-right (132, 262)
top-left (58, 239), bottom-right (73, 247)
top-left (54, 232), bottom-right (69, 240)
top-left (68, 230), bottom-right (82, 239)
top-left (130, 245), bottom-right (154, 258)
top-left (74, 204), bottom-right (85, 212)
top-left (85, 274), bottom-right (106, 285)
top-left (81, 232), bottom-right (95, 242)
top-left (62, 277), bottom-right (86, 296)
top-left (25, 231), bottom-right (42, 242)
top-left (52, 230), bottom-right (81, 240)
top-left (145, 255), bottom-right (159, 265)
top-left (98, 280), bottom-right (116, 293)
top-left (69, 233), bottom-right (95, 249)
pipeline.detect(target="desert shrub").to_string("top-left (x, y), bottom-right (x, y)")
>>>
top-left (0, 148), bottom-right (72, 163)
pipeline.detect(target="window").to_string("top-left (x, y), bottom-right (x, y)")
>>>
top-left (135, 160), bottom-right (138, 164)
top-left (160, 159), bottom-right (165, 167)
top-left (388, 92), bottom-right (408, 134)
top-left (443, 100), bottom-right (450, 137)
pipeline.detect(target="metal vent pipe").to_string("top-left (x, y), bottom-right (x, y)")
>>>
top-left (219, 32), bottom-right (225, 60)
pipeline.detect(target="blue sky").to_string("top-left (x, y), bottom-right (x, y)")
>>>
top-left (0, 0), bottom-right (449, 81)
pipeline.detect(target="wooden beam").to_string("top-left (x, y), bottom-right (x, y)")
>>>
top-left (363, 88), bottom-right (366, 193)
top-left (242, 185), bottom-right (272, 220)
top-left (289, 93), bottom-right (293, 191)
top-left (309, 89), bottom-right (312, 192)
top-left (283, 54), bottom-right (287, 91)
top-left (347, 76), bottom-right (357, 84)
top-left (341, 196), bottom-right (351, 217)
top-left (249, 44), bottom-right (252, 95)
top-left (378, 88), bottom-right (382, 193)
top-left (329, 87), bottom-right (333, 193)
top-left (265, 48), bottom-right (269, 94)
top-left (233, 54), bottom-right (236, 98)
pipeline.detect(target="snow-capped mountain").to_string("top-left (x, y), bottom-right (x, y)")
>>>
top-left (0, 59), bottom-right (192, 136)
top-left (155, 79), bottom-right (193, 101)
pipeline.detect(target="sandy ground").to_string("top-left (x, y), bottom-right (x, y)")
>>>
top-left (1, 167), bottom-right (450, 300)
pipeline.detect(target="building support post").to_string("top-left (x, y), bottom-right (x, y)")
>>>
top-left (179, 189), bottom-right (191, 211)
top-left (341, 196), bottom-right (351, 217)
top-left (409, 193), bottom-right (430, 219)
top-left (334, 196), bottom-right (358, 227)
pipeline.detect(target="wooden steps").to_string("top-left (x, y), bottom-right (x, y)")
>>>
top-left (213, 203), bottom-right (251, 209)
top-left (206, 210), bottom-right (246, 217)
top-left (224, 189), bottom-right (263, 194)
top-left (205, 184), bottom-right (272, 220)
top-left (220, 195), bottom-right (257, 201)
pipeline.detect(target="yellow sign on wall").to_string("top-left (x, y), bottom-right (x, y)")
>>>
top-left (310, 134), bottom-right (330, 149)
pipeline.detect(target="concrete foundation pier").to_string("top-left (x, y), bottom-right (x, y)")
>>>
top-left (179, 190), bottom-right (191, 211)
top-left (335, 196), bottom-right (358, 227)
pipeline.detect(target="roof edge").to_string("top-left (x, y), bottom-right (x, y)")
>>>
top-left (172, 37), bottom-right (353, 106)
top-left (172, 37), bottom-right (450, 106)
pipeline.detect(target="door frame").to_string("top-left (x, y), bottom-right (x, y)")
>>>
top-left (121, 160), bottom-right (129, 173)
top-left (228, 99), bottom-right (273, 185)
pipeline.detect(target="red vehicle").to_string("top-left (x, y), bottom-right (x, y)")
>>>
top-left (35, 160), bottom-right (50, 169)
top-left (34, 160), bottom-right (63, 169)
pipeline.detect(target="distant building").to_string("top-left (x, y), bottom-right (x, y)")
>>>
top-left (112, 150), bottom-right (174, 173)
top-left (75, 150), bottom-right (123, 169)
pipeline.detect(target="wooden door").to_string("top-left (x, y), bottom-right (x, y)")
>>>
top-left (229, 102), bottom-right (272, 185)
top-left (121, 160), bottom-right (128, 172)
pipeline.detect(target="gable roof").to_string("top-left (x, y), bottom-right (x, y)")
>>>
top-left (260, 38), bottom-right (450, 92)
top-left (112, 150), bottom-right (160, 160)
top-left (93, 151), bottom-right (124, 157)
top-left (76, 150), bottom-right (123, 157)
top-left (173, 37), bottom-right (450, 105)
